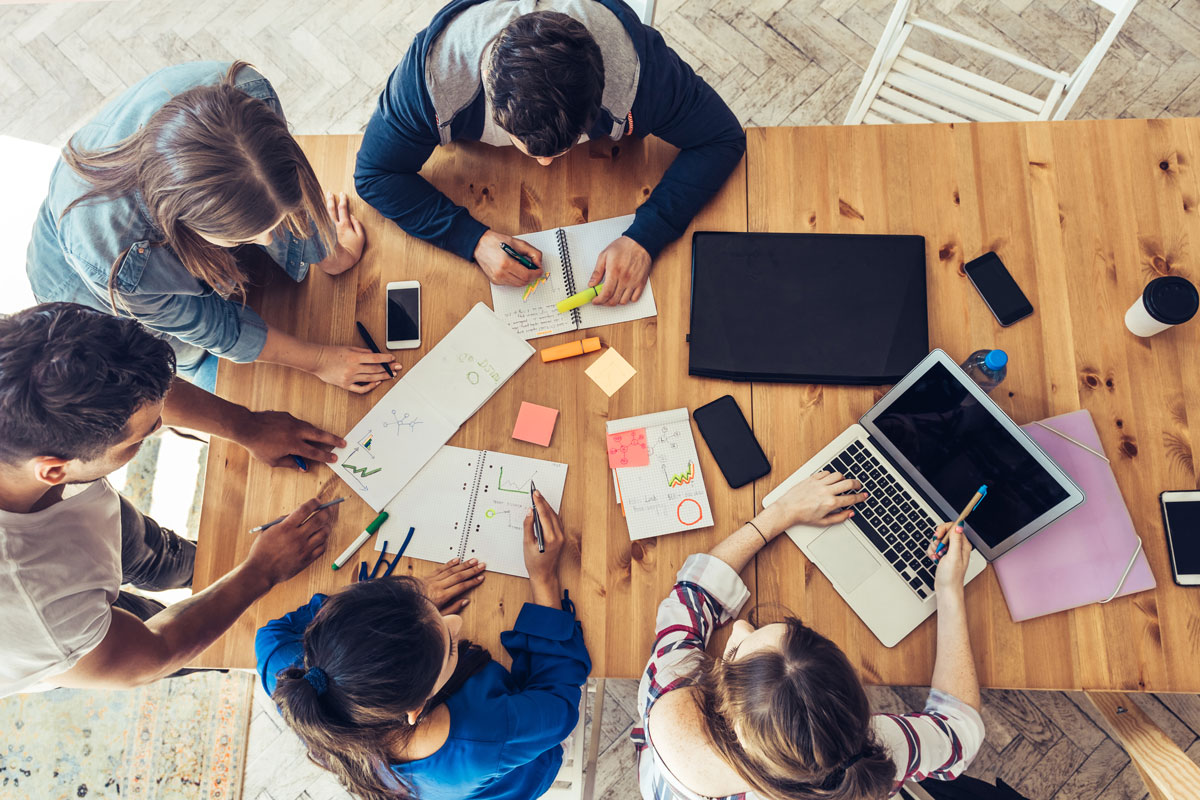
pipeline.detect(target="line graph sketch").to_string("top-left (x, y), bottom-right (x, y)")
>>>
top-left (497, 465), bottom-right (538, 494)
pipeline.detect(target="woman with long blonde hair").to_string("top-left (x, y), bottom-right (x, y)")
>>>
top-left (26, 61), bottom-right (394, 393)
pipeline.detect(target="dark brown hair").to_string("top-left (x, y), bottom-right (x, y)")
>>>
top-left (486, 11), bottom-right (604, 157)
top-left (0, 303), bottom-right (175, 465)
top-left (271, 577), bottom-right (491, 800)
top-left (61, 61), bottom-right (335, 308)
top-left (692, 618), bottom-right (895, 799)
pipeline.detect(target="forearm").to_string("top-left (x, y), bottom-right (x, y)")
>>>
top-left (257, 325), bottom-right (323, 375)
top-left (162, 377), bottom-right (254, 441)
top-left (930, 590), bottom-right (981, 710)
top-left (708, 504), bottom-right (790, 574)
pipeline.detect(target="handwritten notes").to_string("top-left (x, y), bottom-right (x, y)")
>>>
top-left (586, 347), bottom-right (636, 397)
top-left (513, 402), bottom-right (559, 447)
top-left (607, 428), bottom-right (649, 468)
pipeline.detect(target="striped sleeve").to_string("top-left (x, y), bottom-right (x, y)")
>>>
top-left (872, 689), bottom-right (986, 785)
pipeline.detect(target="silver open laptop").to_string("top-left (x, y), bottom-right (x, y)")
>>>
top-left (763, 349), bottom-right (1084, 647)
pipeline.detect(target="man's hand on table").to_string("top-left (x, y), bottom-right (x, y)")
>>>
top-left (233, 409), bottom-right (347, 470)
top-left (316, 191), bottom-right (366, 276)
top-left (589, 236), bottom-right (651, 306)
top-left (474, 229), bottom-right (544, 287)
top-left (425, 558), bottom-right (488, 614)
top-left (245, 498), bottom-right (334, 586)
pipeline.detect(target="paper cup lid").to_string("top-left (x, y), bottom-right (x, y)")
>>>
top-left (1144, 276), bottom-right (1199, 325)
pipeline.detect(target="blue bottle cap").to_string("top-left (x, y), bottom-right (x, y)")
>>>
top-left (984, 350), bottom-right (1008, 370)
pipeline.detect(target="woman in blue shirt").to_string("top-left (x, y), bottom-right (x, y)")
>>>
top-left (255, 490), bottom-right (590, 800)
top-left (26, 60), bottom-right (395, 393)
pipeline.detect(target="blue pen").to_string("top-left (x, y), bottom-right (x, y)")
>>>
top-left (934, 485), bottom-right (987, 559)
top-left (291, 455), bottom-right (308, 472)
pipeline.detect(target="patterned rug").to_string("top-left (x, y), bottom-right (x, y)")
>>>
top-left (0, 671), bottom-right (254, 800)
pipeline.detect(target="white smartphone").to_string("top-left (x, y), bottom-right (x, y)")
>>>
top-left (386, 280), bottom-right (421, 350)
top-left (1161, 490), bottom-right (1200, 586)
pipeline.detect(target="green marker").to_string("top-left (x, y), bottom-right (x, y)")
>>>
top-left (556, 284), bottom-right (603, 313)
top-left (332, 511), bottom-right (388, 571)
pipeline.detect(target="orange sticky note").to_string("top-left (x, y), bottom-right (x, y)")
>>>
top-left (512, 402), bottom-right (559, 447)
top-left (607, 428), bottom-right (649, 468)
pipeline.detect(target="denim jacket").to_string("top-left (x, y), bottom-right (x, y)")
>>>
top-left (25, 61), bottom-right (326, 371)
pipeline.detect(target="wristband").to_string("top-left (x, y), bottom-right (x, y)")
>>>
top-left (748, 520), bottom-right (768, 544)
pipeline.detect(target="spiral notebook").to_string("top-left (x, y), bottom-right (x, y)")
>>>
top-left (378, 446), bottom-right (568, 578)
top-left (490, 214), bottom-right (657, 340)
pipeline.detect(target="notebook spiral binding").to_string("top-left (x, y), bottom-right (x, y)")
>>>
top-left (556, 228), bottom-right (583, 328)
top-left (457, 451), bottom-right (488, 560)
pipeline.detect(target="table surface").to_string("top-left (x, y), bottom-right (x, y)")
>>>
top-left (193, 120), bottom-right (1200, 692)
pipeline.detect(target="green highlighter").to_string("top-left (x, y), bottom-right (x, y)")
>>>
top-left (556, 284), bottom-right (603, 312)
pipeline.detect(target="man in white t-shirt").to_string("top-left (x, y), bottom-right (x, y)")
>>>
top-left (0, 303), bottom-right (347, 695)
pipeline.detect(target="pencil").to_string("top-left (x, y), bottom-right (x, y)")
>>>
top-left (935, 485), bottom-right (987, 557)
top-left (251, 497), bottom-right (345, 533)
top-left (355, 321), bottom-right (395, 378)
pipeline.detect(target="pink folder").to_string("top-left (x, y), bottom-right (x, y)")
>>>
top-left (992, 409), bottom-right (1156, 622)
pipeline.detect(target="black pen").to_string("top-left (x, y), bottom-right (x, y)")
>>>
top-left (355, 321), bottom-right (395, 378)
top-left (530, 480), bottom-right (545, 553)
top-left (500, 242), bottom-right (538, 271)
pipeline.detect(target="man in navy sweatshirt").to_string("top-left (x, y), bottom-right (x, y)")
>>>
top-left (354, 0), bottom-right (746, 306)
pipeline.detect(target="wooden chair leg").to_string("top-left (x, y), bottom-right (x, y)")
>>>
top-left (1085, 691), bottom-right (1200, 800)
top-left (582, 678), bottom-right (606, 800)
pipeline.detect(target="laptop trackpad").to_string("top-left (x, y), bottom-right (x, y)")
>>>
top-left (810, 529), bottom-right (879, 592)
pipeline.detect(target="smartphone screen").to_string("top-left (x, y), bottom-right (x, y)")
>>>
top-left (1163, 494), bottom-right (1200, 583)
top-left (387, 286), bottom-right (420, 345)
top-left (693, 395), bottom-right (771, 489)
top-left (964, 252), bottom-right (1033, 326)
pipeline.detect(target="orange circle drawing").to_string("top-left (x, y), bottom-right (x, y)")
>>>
top-left (677, 498), bottom-right (703, 526)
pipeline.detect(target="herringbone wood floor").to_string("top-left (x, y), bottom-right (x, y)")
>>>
top-left (3, 1), bottom-right (1200, 799)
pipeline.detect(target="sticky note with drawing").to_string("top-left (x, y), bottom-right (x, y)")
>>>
top-left (606, 408), bottom-right (713, 541)
top-left (332, 303), bottom-right (535, 510)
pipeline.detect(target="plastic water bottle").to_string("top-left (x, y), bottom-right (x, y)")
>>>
top-left (960, 349), bottom-right (1008, 393)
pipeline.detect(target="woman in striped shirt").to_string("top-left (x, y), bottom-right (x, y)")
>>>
top-left (632, 470), bottom-right (984, 800)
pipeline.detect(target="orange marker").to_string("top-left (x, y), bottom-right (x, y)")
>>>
top-left (541, 337), bottom-right (601, 363)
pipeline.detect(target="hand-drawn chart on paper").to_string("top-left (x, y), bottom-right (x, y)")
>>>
top-left (331, 303), bottom-right (535, 511)
top-left (607, 408), bottom-right (713, 541)
top-left (380, 447), bottom-right (567, 578)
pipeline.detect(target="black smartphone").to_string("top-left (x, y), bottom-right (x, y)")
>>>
top-left (1161, 491), bottom-right (1200, 587)
top-left (693, 395), bottom-right (771, 489)
top-left (964, 252), bottom-right (1033, 326)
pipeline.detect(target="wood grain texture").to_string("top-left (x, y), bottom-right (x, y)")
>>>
top-left (1088, 692), bottom-right (1200, 800)
top-left (191, 134), bottom-right (751, 675)
top-left (747, 120), bottom-right (1200, 692)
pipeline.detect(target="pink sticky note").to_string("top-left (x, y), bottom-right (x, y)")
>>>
top-left (607, 428), bottom-right (649, 468)
top-left (512, 402), bottom-right (559, 447)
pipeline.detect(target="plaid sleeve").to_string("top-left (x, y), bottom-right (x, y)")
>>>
top-left (631, 553), bottom-right (750, 752)
top-left (873, 689), bottom-right (986, 786)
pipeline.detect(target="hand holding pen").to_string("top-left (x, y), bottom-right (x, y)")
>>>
top-left (523, 490), bottom-right (564, 609)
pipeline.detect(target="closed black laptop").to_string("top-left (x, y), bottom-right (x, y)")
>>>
top-left (688, 232), bottom-right (929, 384)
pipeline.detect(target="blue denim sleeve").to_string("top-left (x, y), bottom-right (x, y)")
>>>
top-left (495, 602), bottom-right (592, 769)
top-left (354, 44), bottom-right (488, 263)
top-left (117, 289), bottom-right (269, 363)
top-left (623, 27), bottom-right (746, 259)
top-left (254, 593), bottom-right (328, 697)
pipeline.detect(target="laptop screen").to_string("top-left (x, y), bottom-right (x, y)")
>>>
top-left (866, 360), bottom-right (1070, 548)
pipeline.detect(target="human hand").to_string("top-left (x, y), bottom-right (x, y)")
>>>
top-left (236, 410), bottom-right (346, 469)
top-left (245, 498), bottom-right (333, 585)
top-left (761, 471), bottom-right (867, 532)
top-left (588, 236), bottom-right (651, 306)
top-left (523, 491), bottom-right (564, 604)
top-left (424, 558), bottom-right (487, 614)
top-left (928, 523), bottom-right (973, 593)
top-left (316, 192), bottom-right (366, 276)
top-left (312, 345), bottom-right (396, 393)
top-left (474, 230), bottom-right (544, 287)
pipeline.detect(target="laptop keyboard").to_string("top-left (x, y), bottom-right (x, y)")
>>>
top-left (822, 441), bottom-right (940, 599)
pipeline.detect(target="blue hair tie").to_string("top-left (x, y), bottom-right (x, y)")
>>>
top-left (304, 666), bottom-right (329, 696)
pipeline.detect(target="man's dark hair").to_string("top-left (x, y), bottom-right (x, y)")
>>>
top-left (487, 11), bottom-right (605, 157)
top-left (0, 303), bottom-right (176, 465)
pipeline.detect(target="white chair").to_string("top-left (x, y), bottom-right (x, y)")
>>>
top-left (540, 678), bottom-right (606, 800)
top-left (0, 135), bottom-right (59, 314)
top-left (844, 0), bottom-right (1136, 125)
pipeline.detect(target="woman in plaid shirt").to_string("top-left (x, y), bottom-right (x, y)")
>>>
top-left (631, 471), bottom-right (984, 800)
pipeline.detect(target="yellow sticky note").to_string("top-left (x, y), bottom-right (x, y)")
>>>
top-left (585, 348), bottom-right (636, 397)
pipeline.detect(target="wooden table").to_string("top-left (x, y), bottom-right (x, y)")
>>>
top-left (194, 121), bottom-right (1200, 692)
